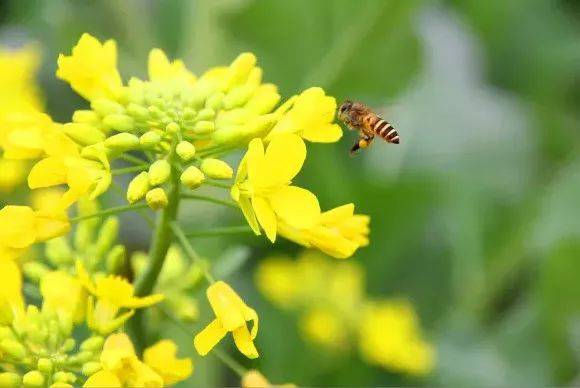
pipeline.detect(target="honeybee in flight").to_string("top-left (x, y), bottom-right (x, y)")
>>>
top-left (338, 100), bottom-right (400, 154)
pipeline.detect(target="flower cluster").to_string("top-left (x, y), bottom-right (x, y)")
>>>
top-left (255, 250), bottom-right (435, 376)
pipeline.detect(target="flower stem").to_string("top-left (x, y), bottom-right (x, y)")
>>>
top-left (185, 225), bottom-right (252, 238)
top-left (71, 203), bottom-right (149, 223)
top-left (171, 222), bottom-right (215, 284)
top-left (181, 193), bottom-right (238, 209)
top-left (119, 153), bottom-right (149, 166)
top-left (204, 180), bottom-right (232, 189)
top-left (111, 164), bottom-right (148, 176)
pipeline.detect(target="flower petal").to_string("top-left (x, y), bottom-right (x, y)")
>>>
top-left (28, 157), bottom-right (68, 189)
top-left (193, 319), bottom-right (227, 356)
top-left (252, 197), bottom-right (277, 242)
top-left (269, 186), bottom-right (320, 229)
top-left (124, 293), bottom-right (164, 308)
top-left (0, 206), bottom-right (36, 248)
top-left (232, 325), bottom-right (259, 359)
top-left (238, 195), bottom-right (261, 236)
top-left (83, 369), bottom-right (122, 388)
top-left (260, 134), bottom-right (306, 187)
top-left (207, 281), bottom-right (246, 331)
top-left (302, 123), bottom-right (343, 143)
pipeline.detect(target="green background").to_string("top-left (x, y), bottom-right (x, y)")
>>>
top-left (1, 0), bottom-right (580, 386)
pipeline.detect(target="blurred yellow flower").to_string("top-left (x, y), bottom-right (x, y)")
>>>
top-left (0, 44), bottom-right (42, 115)
top-left (242, 369), bottom-right (294, 388)
top-left (28, 129), bottom-right (111, 208)
top-left (358, 300), bottom-right (435, 376)
top-left (57, 33), bottom-right (123, 101)
top-left (76, 261), bottom-right (164, 334)
top-left (148, 48), bottom-right (196, 85)
top-left (0, 205), bottom-right (70, 260)
top-left (143, 339), bottom-right (193, 385)
top-left (40, 270), bottom-right (85, 323)
top-left (267, 87), bottom-right (342, 143)
top-left (299, 308), bottom-right (347, 349)
top-left (194, 281), bottom-right (259, 359)
top-left (0, 159), bottom-right (27, 192)
top-left (84, 333), bottom-right (163, 388)
top-left (278, 203), bottom-right (370, 259)
top-left (231, 133), bottom-right (320, 242)
top-left (253, 255), bottom-right (299, 309)
top-left (0, 112), bottom-right (56, 160)
top-left (0, 260), bottom-right (24, 324)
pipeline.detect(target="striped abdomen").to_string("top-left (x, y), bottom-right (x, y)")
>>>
top-left (372, 117), bottom-right (400, 144)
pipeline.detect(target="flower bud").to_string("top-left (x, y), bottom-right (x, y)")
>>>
top-left (45, 238), bottom-right (73, 266)
top-left (127, 103), bottom-right (149, 120)
top-left (176, 141), bottom-right (196, 161)
top-left (80, 143), bottom-right (111, 168)
top-left (72, 351), bottom-right (93, 364)
top-left (0, 339), bottom-right (26, 360)
top-left (182, 108), bottom-right (197, 120)
top-left (102, 114), bottom-right (135, 132)
top-left (127, 172), bottom-right (150, 203)
top-left (82, 361), bottom-right (102, 377)
top-left (0, 372), bottom-right (21, 387)
top-left (104, 133), bottom-right (140, 151)
top-left (140, 131), bottom-right (162, 148)
top-left (180, 166), bottom-right (205, 189)
top-left (226, 53), bottom-right (256, 89)
top-left (60, 338), bottom-right (76, 352)
top-left (193, 120), bottom-right (215, 135)
top-left (72, 110), bottom-right (100, 125)
top-left (52, 372), bottom-right (69, 383)
top-left (91, 99), bottom-right (124, 116)
top-left (146, 188), bottom-right (168, 210)
top-left (165, 122), bottom-right (180, 134)
top-left (106, 245), bottom-right (126, 274)
top-left (50, 383), bottom-right (73, 388)
top-left (62, 123), bottom-right (106, 146)
top-left (196, 108), bottom-right (215, 121)
top-left (223, 85), bottom-right (253, 109)
top-left (22, 261), bottom-right (49, 282)
top-left (95, 217), bottom-right (119, 258)
top-left (201, 158), bottom-right (233, 180)
top-left (80, 336), bottom-right (104, 352)
top-left (37, 358), bottom-right (53, 373)
top-left (205, 92), bottom-right (224, 110)
top-left (246, 84), bottom-right (281, 114)
top-left (22, 370), bottom-right (44, 387)
top-left (148, 160), bottom-right (171, 186)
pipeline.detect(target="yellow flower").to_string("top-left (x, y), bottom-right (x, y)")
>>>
top-left (0, 112), bottom-right (56, 160)
top-left (254, 255), bottom-right (299, 309)
top-left (40, 271), bottom-right (85, 323)
top-left (0, 260), bottom-right (24, 324)
top-left (84, 333), bottom-right (163, 388)
top-left (148, 48), bottom-right (196, 85)
top-left (231, 133), bottom-right (320, 242)
top-left (28, 129), bottom-right (111, 208)
top-left (0, 44), bottom-right (42, 116)
top-left (143, 340), bottom-right (193, 385)
top-left (194, 281), bottom-right (259, 359)
top-left (266, 87), bottom-right (342, 143)
top-left (0, 205), bottom-right (70, 260)
top-left (299, 308), bottom-right (347, 349)
top-left (57, 33), bottom-right (123, 101)
top-left (76, 261), bottom-right (164, 334)
top-left (278, 203), bottom-right (370, 259)
top-left (0, 159), bottom-right (27, 192)
top-left (358, 300), bottom-right (435, 376)
top-left (242, 370), bottom-right (294, 388)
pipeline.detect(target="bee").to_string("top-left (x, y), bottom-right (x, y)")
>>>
top-left (337, 100), bottom-right (400, 154)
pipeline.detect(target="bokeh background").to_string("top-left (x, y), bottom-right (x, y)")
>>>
top-left (1, 0), bottom-right (580, 386)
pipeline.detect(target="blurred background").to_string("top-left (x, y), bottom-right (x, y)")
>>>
top-left (1, 0), bottom-right (579, 386)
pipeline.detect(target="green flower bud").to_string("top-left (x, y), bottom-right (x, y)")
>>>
top-left (80, 336), bottom-right (104, 352)
top-left (0, 339), bottom-right (26, 360)
top-left (148, 160), bottom-right (171, 186)
top-left (52, 372), bottom-right (68, 382)
top-left (140, 131), bottom-right (163, 148)
top-left (22, 261), bottom-right (49, 282)
top-left (146, 188), bottom-right (168, 210)
top-left (127, 103), bottom-right (149, 120)
top-left (196, 108), bottom-right (215, 121)
top-left (246, 84), bottom-right (281, 114)
top-left (205, 92), bottom-right (224, 110)
top-left (104, 133), bottom-right (140, 151)
top-left (0, 372), bottom-right (21, 387)
top-left (72, 110), bottom-right (100, 125)
top-left (45, 238), bottom-right (73, 266)
top-left (223, 85), bottom-right (253, 109)
top-left (106, 245), bottom-right (126, 274)
top-left (91, 99), bottom-right (124, 116)
top-left (37, 358), bottom-right (53, 373)
top-left (193, 120), bottom-right (215, 135)
top-left (62, 123), bottom-right (106, 146)
top-left (182, 108), bottom-right (197, 120)
top-left (80, 143), bottom-right (111, 167)
top-left (82, 361), bottom-right (102, 377)
top-left (72, 351), bottom-right (93, 364)
top-left (102, 114), bottom-right (135, 132)
top-left (148, 105), bottom-right (163, 118)
top-left (50, 383), bottom-right (73, 388)
top-left (22, 370), bottom-right (44, 387)
top-left (166, 122), bottom-right (180, 134)
top-left (226, 53), bottom-right (256, 89)
top-left (127, 172), bottom-right (150, 203)
top-left (201, 158), bottom-right (233, 180)
top-left (60, 338), bottom-right (76, 352)
top-left (180, 166), bottom-right (205, 189)
top-left (176, 141), bottom-right (196, 162)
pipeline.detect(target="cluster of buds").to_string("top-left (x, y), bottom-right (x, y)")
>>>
top-left (0, 305), bottom-right (104, 388)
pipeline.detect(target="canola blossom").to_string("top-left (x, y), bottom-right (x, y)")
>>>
top-left (0, 32), bottom-right (384, 386)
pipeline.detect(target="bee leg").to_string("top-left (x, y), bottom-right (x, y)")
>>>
top-left (349, 136), bottom-right (373, 155)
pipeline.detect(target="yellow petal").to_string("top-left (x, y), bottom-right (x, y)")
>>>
top-left (0, 206), bottom-right (36, 248)
top-left (207, 281), bottom-right (246, 331)
top-left (259, 134), bottom-right (306, 188)
top-left (238, 195), bottom-right (261, 236)
top-left (246, 138), bottom-right (266, 185)
top-left (320, 203), bottom-right (354, 223)
top-left (124, 293), bottom-right (164, 308)
top-left (34, 209), bottom-right (70, 241)
top-left (232, 325), bottom-right (259, 359)
top-left (252, 197), bottom-right (277, 242)
top-left (269, 186), bottom-right (320, 229)
top-left (28, 157), bottom-right (68, 189)
top-left (75, 260), bottom-right (97, 295)
top-left (0, 260), bottom-right (24, 324)
top-left (83, 369), bottom-right (122, 388)
top-left (242, 370), bottom-right (271, 388)
top-left (194, 319), bottom-right (227, 356)
top-left (100, 332), bottom-right (137, 371)
top-left (302, 123), bottom-right (342, 143)
top-left (144, 339), bottom-right (193, 385)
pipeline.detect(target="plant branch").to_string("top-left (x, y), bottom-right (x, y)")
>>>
top-left (185, 225), bottom-right (252, 238)
top-left (181, 193), bottom-right (238, 209)
top-left (71, 203), bottom-right (149, 223)
top-left (171, 222), bottom-right (215, 284)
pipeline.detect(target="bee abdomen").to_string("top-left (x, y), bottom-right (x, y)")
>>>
top-left (374, 118), bottom-right (400, 144)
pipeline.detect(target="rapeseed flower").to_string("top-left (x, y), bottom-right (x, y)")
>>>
top-left (242, 370), bottom-right (294, 388)
top-left (0, 260), bottom-right (25, 324)
top-left (194, 281), bottom-right (259, 359)
top-left (40, 270), bottom-right (85, 323)
top-left (278, 203), bottom-right (370, 259)
top-left (76, 261), bottom-right (164, 334)
top-left (231, 134), bottom-right (320, 242)
top-left (143, 339), bottom-right (193, 385)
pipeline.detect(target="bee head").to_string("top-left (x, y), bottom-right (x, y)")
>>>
top-left (338, 100), bottom-right (353, 122)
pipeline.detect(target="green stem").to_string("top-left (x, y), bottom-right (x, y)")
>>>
top-left (71, 203), bottom-right (149, 223)
top-left (185, 225), bottom-right (252, 238)
top-left (171, 222), bottom-right (215, 283)
top-left (181, 193), bottom-right (238, 209)
top-left (111, 164), bottom-right (148, 176)
top-left (119, 153), bottom-right (149, 165)
top-left (204, 180), bottom-right (232, 189)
